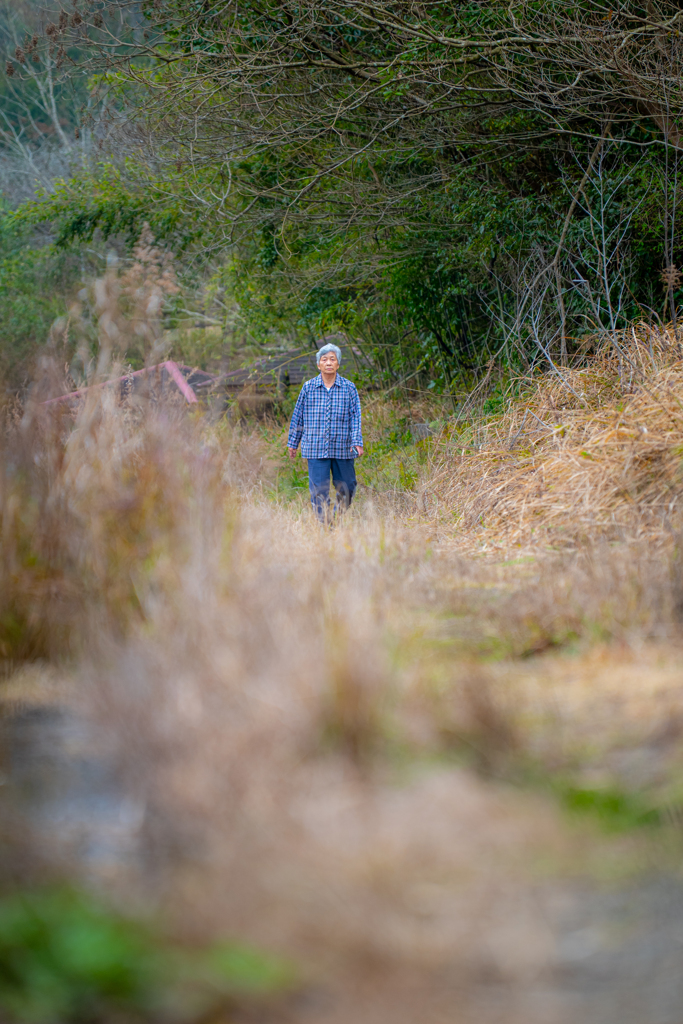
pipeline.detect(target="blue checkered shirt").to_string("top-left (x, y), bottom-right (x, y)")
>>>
top-left (287, 374), bottom-right (363, 459)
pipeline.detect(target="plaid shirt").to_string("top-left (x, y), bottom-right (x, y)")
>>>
top-left (287, 374), bottom-right (363, 459)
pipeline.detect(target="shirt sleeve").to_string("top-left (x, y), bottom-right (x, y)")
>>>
top-left (349, 384), bottom-right (363, 448)
top-left (287, 384), bottom-right (306, 450)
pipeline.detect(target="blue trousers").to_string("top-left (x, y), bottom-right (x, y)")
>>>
top-left (307, 458), bottom-right (357, 521)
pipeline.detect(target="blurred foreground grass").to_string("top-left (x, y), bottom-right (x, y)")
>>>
top-left (3, 324), bottom-right (683, 1023)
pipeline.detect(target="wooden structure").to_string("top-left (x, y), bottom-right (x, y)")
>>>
top-left (41, 361), bottom-right (216, 408)
top-left (216, 350), bottom-right (317, 414)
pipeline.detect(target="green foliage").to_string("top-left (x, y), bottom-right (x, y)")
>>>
top-left (164, 325), bottom-right (225, 370)
top-left (0, 888), bottom-right (162, 1022)
top-left (197, 942), bottom-right (293, 995)
top-left (481, 393), bottom-right (505, 416)
top-left (0, 210), bottom-right (73, 383)
top-left (560, 786), bottom-right (662, 832)
top-left (14, 163), bottom-right (200, 254)
top-left (0, 887), bottom-right (294, 1024)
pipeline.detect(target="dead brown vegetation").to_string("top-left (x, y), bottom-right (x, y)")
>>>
top-left (423, 324), bottom-right (683, 548)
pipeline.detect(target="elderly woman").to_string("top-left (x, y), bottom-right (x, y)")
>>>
top-left (287, 342), bottom-right (364, 520)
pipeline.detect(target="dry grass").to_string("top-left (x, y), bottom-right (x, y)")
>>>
top-left (3, 280), bottom-right (683, 1021)
top-left (423, 324), bottom-right (683, 548)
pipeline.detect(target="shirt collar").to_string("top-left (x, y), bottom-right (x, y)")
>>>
top-left (315, 373), bottom-right (340, 388)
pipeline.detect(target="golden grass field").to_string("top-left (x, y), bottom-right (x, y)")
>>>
top-left (3, 308), bottom-right (683, 1022)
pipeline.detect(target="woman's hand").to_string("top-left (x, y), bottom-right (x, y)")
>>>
top-left (354, 446), bottom-right (364, 457)
top-left (287, 447), bottom-right (298, 460)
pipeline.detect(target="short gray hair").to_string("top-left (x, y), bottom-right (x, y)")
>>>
top-left (316, 342), bottom-right (342, 365)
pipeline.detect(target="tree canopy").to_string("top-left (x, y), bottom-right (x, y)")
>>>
top-left (4, 1), bottom-right (683, 386)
